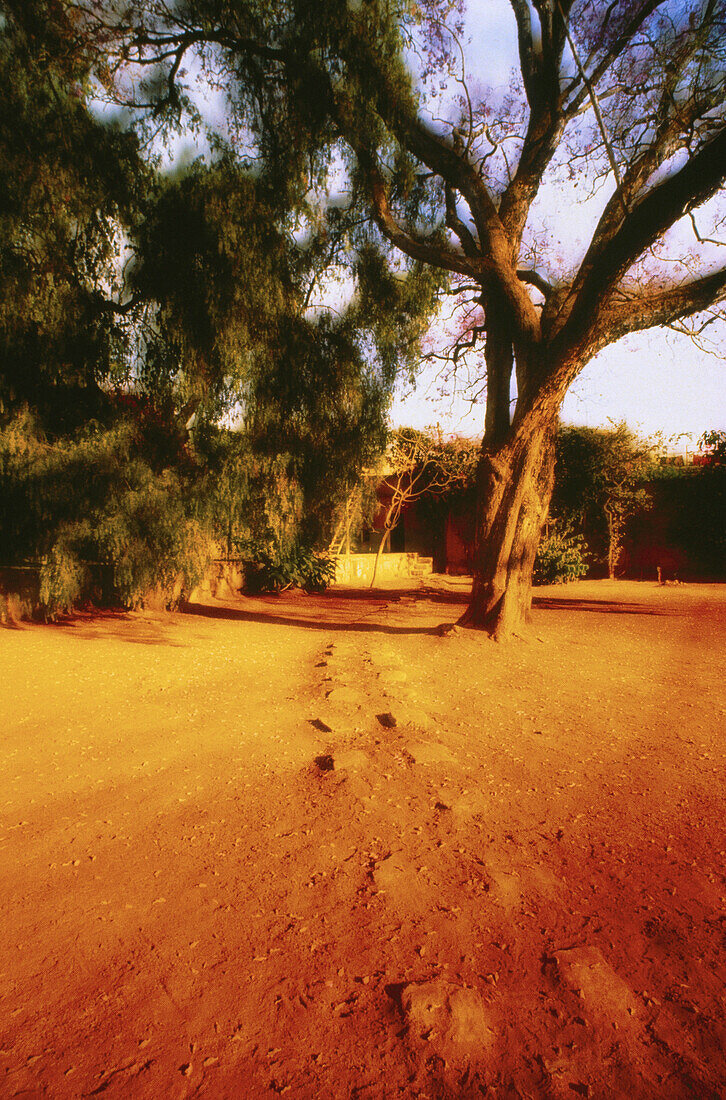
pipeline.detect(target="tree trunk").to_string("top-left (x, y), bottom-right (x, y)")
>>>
top-left (460, 403), bottom-right (560, 639)
top-left (605, 506), bottom-right (622, 580)
top-left (369, 526), bottom-right (391, 588)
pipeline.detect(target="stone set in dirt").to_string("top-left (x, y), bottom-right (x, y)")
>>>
top-left (1, 580), bottom-right (725, 1098)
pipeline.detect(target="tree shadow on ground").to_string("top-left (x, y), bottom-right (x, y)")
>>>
top-left (532, 596), bottom-right (670, 616)
top-left (43, 612), bottom-right (188, 646)
top-left (328, 586), bottom-right (470, 606)
top-left (181, 600), bottom-right (443, 636)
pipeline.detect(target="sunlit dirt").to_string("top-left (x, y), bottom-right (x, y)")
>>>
top-left (2, 579), bottom-right (725, 1098)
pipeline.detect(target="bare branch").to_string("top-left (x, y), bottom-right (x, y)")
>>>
top-left (555, 0), bottom-right (626, 211)
top-left (563, 0), bottom-right (668, 114)
top-left (689, 211), bottom-right (726, 248)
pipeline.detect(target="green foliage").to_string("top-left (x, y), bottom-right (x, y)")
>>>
top-left (192, 426), bottom-right (306, 559)
top-left (551, 424), bottom-right (654, 575)
top-left (39, 542), bottom-right (88, 616)
top-left (0, 0), bottom-right (147, 430)
top-left (533, 524), bottom-right (589, 586)
top-left (242, 545), bottom-right (337, 595)
top-left (133, 160), bottom-right (301, 421)
top-left (132, 158), bottom-right (429, 552)
top-left (0, 410), bottom-right (212, 616)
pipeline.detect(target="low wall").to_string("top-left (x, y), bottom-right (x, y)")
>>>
top-left (188, 560), bottom-right (245, 602)
top-left (334, 552), bottom-right (433, 586)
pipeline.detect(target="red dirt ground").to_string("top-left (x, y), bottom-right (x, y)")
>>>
top-left (1, 578), bottom-right (725, 1099)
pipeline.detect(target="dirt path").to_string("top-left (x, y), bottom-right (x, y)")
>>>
top-left (1, 580), bottom-right (725, 1098)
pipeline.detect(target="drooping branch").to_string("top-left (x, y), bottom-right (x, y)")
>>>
top-left (354, 148), bottom-right (485, 279)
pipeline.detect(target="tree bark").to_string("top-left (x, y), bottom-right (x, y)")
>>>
top-left (461, 400), bottom-right (560, 639)
top-left (369, 526), bottom-right (391, 588)
top-left (605, 505), bottom-right (622, 580)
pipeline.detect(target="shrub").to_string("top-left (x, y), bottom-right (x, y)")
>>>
top-left (533, 524), bottom-right (588, 586)
top-left (39, 541), bottom-right (88, 615)
top-left (242, 544), bottom-right (336, 594)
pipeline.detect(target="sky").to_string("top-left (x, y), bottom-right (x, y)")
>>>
top-left (390, 0), bottom-right (726, 448)
top-left (391, 329), bottom-right (725, 447)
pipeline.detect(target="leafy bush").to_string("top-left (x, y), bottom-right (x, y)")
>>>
top-left (242, 544), bottom-right (336, 594)
top-left (0, 410), bottom-right (213, 616)
top-left (533, 524), bottom-right (588, 586)
top-left (39, 541), bottom-right (88, 615)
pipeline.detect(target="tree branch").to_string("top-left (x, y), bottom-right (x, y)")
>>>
top-left (560, 2), bottom-right (725, 260)
top-left (556, 125), bottom-right (726, 351)
top-left (445, 183), bottom-right (479, 257)
top-left (562, 0), bottom-right (668, 114)
top-left (497, 0), bottom-right (571, 247)
top-left (595, 267), bottom-right (726, 344)
top-left (517, 269), bottom-right (554, 298)
top-left (355, 148), bottom-right (485, 279)
top-left (555, 0), bottom-right (625, 209)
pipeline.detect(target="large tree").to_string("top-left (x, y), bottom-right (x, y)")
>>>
top-left (1, 0), bottom-right (441, 611)
top-left (75, 0), bottom-right (726, 635)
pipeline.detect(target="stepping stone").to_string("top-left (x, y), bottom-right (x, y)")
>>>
top-left (398, 980), bottom-right (496, 1063)
top-left (486, 868), bottom-right (522, 910)
top-left (372, 852), bottom-right (430, 915)
top-left (326, 686), bottom-right (364, 707)
top-left (381, 668), bottom-right (408, 683)
top-left (336, 749), bottom-right (369, 772)
top-left (554, 946), bottom-right (643, 1029)
top-left (407, 741), bottom-right (457, 766)
top-left (399, 707), bottom-right (437, 732)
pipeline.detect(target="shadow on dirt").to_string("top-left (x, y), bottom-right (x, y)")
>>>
top-left (532, 597), bottom-right (671, 616)
top-left (181, 600), bottom-right (443, 636)
top-left (45, 612), bottom-right (188, 646)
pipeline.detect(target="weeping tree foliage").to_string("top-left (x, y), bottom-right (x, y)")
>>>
top-left (0, 0), bottom-right (440, 612)
top-left (0, 1), bottom-right (212, 611)
top-left (134, 158), bottom-right (441, 549)
top-left (0, 0), bottom-right (145, 430)
top-left (0, 409), bottom-right (210, 612)
top-left (0, 0), bottom-right (204, 612)
top-left (75, 0), bottom-right (726, 636)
